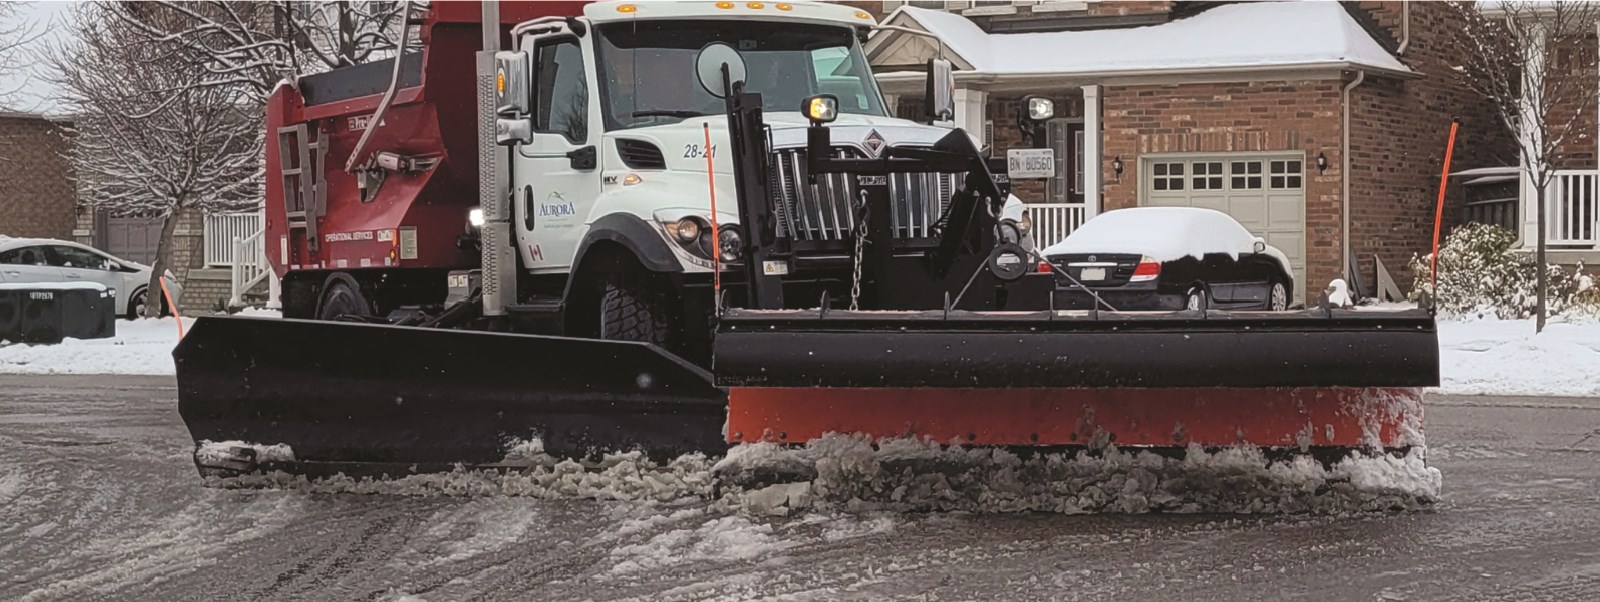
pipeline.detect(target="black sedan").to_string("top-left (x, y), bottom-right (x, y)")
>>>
top-left (1038, 207), bottom-right (1294, 311)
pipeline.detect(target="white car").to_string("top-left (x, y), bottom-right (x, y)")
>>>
top-left (0, 236), bottom-right (183, 318)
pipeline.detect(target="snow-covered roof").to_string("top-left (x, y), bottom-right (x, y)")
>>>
top-left (872, 1), bottom-right (1412, 78)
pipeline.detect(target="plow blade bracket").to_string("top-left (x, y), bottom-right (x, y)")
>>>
top-left (175, 317), bottom-right (727, 472)
top-left (713, 308), bottom-right (1440, 389)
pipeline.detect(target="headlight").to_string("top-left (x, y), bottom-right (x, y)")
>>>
top-left (468, 208), bottom-right (485, 227)
top-left (1017, 212), bottom-right (1033, 236)
top-left (664, 217), bottom-right (702, 243)
top-left (716, 227), bottom-right (743, 263)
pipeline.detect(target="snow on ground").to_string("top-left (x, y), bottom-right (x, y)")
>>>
top-left (0, 317), bottom-right (192, 375)
top-left (1436, 315), bottom-right (1600, 398)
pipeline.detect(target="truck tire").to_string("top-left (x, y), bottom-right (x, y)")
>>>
top-left (318, 280), bottom-right (371, 321)
top-left (599, 273), bottom-right (671, 347)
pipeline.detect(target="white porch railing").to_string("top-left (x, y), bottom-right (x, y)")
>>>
top-left (203, 212), bottom-right (263, 266)
top-left (1024, 203), bottom-right (1088, 249)
top-left (229, 229), bottom-right (270, 307)
top-left (1546, 170), bottom-right (1599, 247)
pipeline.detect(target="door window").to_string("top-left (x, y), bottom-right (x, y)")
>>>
top-left (533, 40), bottom-right (588, 144)
top-left (1190, 162), bottom-right (1224, 190)
top-left (1, 247), bottom-right (49, 265)
top-left (1151, 162), bottom-right (1185, 191)
top-left (1229, 161), bottom-right (1263, 190)
top-left (48, 246), bottom-right (113, 270)
top-left (1270, 159), bottom-right (1303, 189)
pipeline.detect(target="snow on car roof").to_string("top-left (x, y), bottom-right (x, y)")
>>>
top-left (1041, 207), bottom-right (1256, 261)
top-left (883, 2), bottom-right (1411, 77)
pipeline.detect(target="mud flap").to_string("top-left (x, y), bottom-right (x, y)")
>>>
top-left (714, 308), bottom-right (1439, 449)
top-left (175, 317), bottom-right (728, 475)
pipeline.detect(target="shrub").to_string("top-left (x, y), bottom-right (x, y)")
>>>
top-left (1410, 223), bottom-right (1592, 318)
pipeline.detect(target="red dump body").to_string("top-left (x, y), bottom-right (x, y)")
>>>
top-left (263, 1), bottom-right (589, 278)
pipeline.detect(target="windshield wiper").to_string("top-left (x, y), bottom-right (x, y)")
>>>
top-left (627, 110), bottom-right (708, 119)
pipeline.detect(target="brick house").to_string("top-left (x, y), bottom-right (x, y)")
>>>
top-left (856, 0), bottom-right (1506, 302)
top-left (0, 112), bottom-right (76, 240)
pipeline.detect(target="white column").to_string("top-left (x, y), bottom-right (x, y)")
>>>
top-left (1082, 84), bottom-right (1102, 220)
top-left (953, 87), bottom-right (987, 137)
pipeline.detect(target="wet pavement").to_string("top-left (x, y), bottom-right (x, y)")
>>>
top-left (2, 374), bottom-right (1599, 601)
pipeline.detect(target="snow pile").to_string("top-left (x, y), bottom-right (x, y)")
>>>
top-left (235, 307), bottom-right (282, 318)
top-left (211, 450), bottom-right (720, 503)
top-left (718, 435), bottom-right (1440, 515)
top-left (0, 317), bottom-right (191, 375)
top-left (1437, 315), bottom-right (1600, 397)
top-left (211, 434), bottom-right (1440, 516)
top-left (194, 440), bottom-right (297, 465)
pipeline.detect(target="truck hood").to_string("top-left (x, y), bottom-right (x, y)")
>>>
top-left (606, 112), bottom-right (978, 174)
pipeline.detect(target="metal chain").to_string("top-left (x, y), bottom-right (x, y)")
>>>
top-left (849, 189), bottom-right (869, 311)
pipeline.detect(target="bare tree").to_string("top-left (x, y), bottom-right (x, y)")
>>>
top-left (0, 2), bottom-right (46, 111)
top-left (1453, 0), bottom-right (1600, 332)
top-left (45, 4), bottom-right (261, 317)
top-left (99, 1), bottom-right (410, 102)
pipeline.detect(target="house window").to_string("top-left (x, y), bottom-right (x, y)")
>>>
top-left (1191, 161), bottom-right (1223, 190)
top-left (1152, 162), bottom-right (1185, 191)
top-left (1229, 160), bottom-right (1262, 190)
top-left (1270, 160), bottom-right (1303, 190)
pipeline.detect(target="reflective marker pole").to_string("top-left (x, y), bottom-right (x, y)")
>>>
top-left (1430, 117), bottom-right (1460, 297)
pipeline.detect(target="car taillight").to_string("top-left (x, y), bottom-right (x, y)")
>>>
top-left (1037, 261), bottom-right (1053, 273)
top-left (1130, 257), bottom-right (1161, 282)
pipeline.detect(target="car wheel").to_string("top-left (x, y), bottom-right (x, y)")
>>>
top-left (1268, 280), bottom-right (1289, 311)
top-left (128, 289), bottom-right (147, 320)
top-left (1185, 286), bottom-right (1209, 311)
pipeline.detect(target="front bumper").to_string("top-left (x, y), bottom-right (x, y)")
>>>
top-left (1053, 284), bottom-right (1184, 311)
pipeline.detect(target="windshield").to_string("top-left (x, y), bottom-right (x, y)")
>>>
top-left (596, 20), bottom-right (887, 131)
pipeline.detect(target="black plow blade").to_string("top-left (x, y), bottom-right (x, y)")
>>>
top-left (174, 317), bottom-right (727, 477)
top-left (714, 308), bottom-right (1440, 389)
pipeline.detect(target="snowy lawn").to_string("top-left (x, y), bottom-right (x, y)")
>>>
top-left (1436, 316), bottom-right (1600, 398)
top-left (0, 308), bottom-right (1593, 399)
top-left (0, 309), bottom-right (279, 375)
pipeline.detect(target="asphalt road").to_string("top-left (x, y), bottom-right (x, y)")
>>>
top-left (3, 374), bottom-right (1599, 602)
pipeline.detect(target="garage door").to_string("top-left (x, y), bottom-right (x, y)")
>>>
top-left (1142, 153), bottom-right (1308, 305)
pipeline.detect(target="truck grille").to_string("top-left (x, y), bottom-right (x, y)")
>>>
top-left (768, 147), bottom-right (961, 242)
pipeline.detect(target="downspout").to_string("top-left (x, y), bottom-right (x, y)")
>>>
top-left (1396, 2), bottom-right (1410, 55)
top-left (1341, 70), bottom-right (1366, 281)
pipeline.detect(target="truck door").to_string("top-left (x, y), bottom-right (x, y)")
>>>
top-left (514, 37), bottom-right (597, 272)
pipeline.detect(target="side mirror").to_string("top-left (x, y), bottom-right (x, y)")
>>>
top-left (695, 42), bottom-right (747, 99)
top-left (494, 50), bottom-right (530, 116)
top-left (924, 58), bottom-right (955, 123)
top-left (496, 118), bottom-right (532, 146)
top-left (1253, 238), bottom-right (1267, 253)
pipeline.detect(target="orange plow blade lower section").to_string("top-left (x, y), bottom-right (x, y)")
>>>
top-left (726, 387), bottom-right (1425, 450)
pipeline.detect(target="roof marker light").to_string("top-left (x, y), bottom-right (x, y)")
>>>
top-left (855, 10), bottom-right (872, 19)
top-left (747, 2), bottom-right (765, 9)
top-left (716, 2), bottom-right (735, 8)
top-left (616, 3), bottom-right (637, 12)
top-left (776, 3), bottom-right (792, 10)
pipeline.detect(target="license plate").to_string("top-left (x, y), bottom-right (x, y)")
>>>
top-left (1079, 267), bottom-right (1106, 281)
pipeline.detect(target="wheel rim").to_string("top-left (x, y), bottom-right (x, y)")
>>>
top-left (133, 292), bottom-right (147, 318)
top-left (1270, 283), bottom-right (1287, 310)
top-left (1186, 290), bottom-right (1203, 311)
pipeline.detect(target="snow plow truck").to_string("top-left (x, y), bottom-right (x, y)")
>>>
top-left (175, 0), bottom-right (1440, 478)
